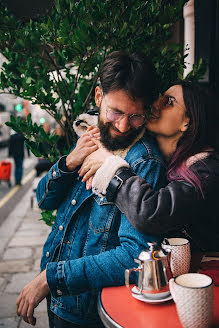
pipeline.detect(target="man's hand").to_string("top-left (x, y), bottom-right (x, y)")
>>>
top-left (78, 140), bottom-right (112, 189)
top-left (16, 270), bottom-right (49, 326)
top-left (66, 126), bottom-right (100, 171)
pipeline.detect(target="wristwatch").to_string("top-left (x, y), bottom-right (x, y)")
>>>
top-left (106, 168), bottom-right (134, 202)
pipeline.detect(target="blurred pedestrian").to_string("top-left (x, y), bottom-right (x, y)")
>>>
top-left (8, 129), bottom-right (29, 186)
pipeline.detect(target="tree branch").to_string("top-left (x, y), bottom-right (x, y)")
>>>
top-left (44, 49), bottom-right (75, 141)
top-left (82, 49), bottom-right (107, 111)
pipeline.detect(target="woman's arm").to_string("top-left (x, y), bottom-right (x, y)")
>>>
top-left (90, 155), bottom-right (205, 235)
top-left (80, 147), bottom-right (208, 235)
top-left (108, 167), bottom-right (199, 234)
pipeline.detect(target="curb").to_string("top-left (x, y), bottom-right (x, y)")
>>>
top-left (0, 183), bottom-right (34, 257)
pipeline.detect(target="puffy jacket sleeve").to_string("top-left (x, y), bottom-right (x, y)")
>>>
top-left (106, 167), bottom-right (201, 234)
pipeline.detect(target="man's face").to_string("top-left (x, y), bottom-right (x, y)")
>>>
top-left (95, 87), bottom-right (145, 150)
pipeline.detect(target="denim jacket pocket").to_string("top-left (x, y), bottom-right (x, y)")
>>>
top-left (89, 195), bottom-right (117, 233)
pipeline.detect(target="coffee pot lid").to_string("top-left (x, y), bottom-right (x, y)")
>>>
top-left (138, 242), bottom-right (169, 261)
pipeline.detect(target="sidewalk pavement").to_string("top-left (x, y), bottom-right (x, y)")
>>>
top-left (0, 183), bottom-right (51, 328)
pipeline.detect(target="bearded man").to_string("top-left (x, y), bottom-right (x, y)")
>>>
top-left (16, 51), bottom-right (167, 328)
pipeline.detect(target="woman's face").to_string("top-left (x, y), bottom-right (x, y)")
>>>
top-left (146, 85), bottom-right (190, 138)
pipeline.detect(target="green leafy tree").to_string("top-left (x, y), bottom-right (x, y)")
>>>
top-left (0, 0), bottom-right (198, 155)
top-left (0, 0), bottom-right (205, 225)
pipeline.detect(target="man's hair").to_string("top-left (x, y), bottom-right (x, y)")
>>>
top-left (99, 51), bottom-right (160, 111)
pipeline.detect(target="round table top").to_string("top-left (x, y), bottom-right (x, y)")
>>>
top-left (99, 285), bottom-right (219, 328)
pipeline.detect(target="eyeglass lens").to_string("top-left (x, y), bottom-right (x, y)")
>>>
top-left (106, 110), bottom-right (145, 128)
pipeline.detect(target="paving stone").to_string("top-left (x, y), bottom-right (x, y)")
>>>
top-left (3, 247), bottom-right (32, 261)
top-left (8, 236), bottom-right (48, 247)
top-left (23, 211), bottom-right (41, 220)
top-left (34, 247), bottom-right (43, 260)
top-left (33, 258), bottom-right (41, 272)
top-left (0, 294), bottom-right (17, 318)
top-left (5, 272), bottom-right (38, 294)
top-left (0, 277), bottom-right (5, 290)
top-left (0, 260), bottom-right (31, 273)
top-left (19, 221), bottom-right (50, 232)
top-left (0, 316), bottom-right (19, 328)
top-left (19, 222), bottom-right (49, 230)
top-left (15, 230), bottom-right (48, 237)
top-left (0, 189), bottom-right (33, 257)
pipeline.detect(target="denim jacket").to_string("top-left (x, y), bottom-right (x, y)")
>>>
top-left (36, 132), bottom-right (167, 326)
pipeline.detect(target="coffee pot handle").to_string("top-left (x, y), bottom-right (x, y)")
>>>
top-left (125, 267), bottom-right (142, 294)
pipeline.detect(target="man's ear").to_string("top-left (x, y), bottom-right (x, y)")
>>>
top-left (181, 117), bottom-right (190, 132)
top-left (95, 87), bottom-right (102, 107)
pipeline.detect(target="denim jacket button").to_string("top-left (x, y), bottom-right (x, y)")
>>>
top-left (71, 199), bottom-right (77, 205)
top-left (57, 289), bottom-right (62, 296)
top-left (52, 171), bottom-right (56, 177)
top-left (59, 225), bottom-right (64, 231)
top-left (46, 251), bottom-right (50, 257)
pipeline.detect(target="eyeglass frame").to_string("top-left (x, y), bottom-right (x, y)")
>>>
top-left (162, 94), bottom-right (186, 111)
top-left (100, 88), bottom-right (147, 129)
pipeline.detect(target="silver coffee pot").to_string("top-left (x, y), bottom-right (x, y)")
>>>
top-left (125, 242), bottom-right (172, 298)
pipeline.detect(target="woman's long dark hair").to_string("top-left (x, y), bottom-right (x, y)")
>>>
top-left (167, 80), bottom-right (219, 195)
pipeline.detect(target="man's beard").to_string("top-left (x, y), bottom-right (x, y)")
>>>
top-left (98, 117), bottom-right (144, 151)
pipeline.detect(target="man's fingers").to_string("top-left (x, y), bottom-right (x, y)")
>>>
top-left (88, 144), bottom-right (98, 154)
top-left (16, 296), bottom-right (31, 324)
top-left (27, 303), bottom-right (36, 326)
top-left (86, 125), bottom-right (96, 132)
top-left (87, 126), bottom-right (100, 133)
top-left (90, 138), bottom-right (102, 148)
top-left (16, 296), bottom-right (24, 316)
top-left (80, 135), bottom-right (95, 143)
top-left (16, 293), bottom-right (22, 312)
top-left (20, 299), bottom-right (28, 319)
top-left (22, 316), bottom-right (29, 324)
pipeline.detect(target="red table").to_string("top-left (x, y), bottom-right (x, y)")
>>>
top-left (98, 285), bottom-right (219, 328)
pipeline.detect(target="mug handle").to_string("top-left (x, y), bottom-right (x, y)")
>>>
top-left (169, 278), bottom-right (177, 303)
top-left (125, 267), bottom-right (142, 294)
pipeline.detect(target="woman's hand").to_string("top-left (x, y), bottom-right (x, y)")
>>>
top-left (79, 140), bottom-right (112, 189)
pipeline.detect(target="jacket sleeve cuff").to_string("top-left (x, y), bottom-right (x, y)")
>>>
top-left (57, 156), bottom-right (79, 174)
top-left (46, 261), bottom-right (69, 298)
top-left (92, 155), bottom-right (129, 197)
top-left (47, 156), bottom-right (78, 181)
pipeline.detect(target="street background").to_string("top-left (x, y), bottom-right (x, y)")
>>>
top-left (0, 149), bottom-right (51, 327)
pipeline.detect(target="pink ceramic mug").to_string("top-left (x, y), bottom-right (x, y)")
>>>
top-left (162, 238), bottom-right (191, 277)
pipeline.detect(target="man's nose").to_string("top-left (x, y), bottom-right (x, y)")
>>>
top-left (114, 116), bottom-right (131, 133)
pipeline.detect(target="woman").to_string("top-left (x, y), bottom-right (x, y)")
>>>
top-left (79, 80), bottom-right (219, 252)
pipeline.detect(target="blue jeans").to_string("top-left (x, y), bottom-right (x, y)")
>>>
top-left (14, 157), bottom-right (23, 185)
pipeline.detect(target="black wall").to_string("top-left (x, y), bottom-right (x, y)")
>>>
top-left (194, 0), bottom-right (219, 92)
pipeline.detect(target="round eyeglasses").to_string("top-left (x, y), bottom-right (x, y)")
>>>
top-left (106, 109), bottom-right (146, 129)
